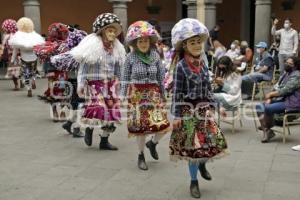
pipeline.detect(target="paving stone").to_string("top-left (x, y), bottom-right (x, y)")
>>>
top-left (1, 79), bottom-right (300, 199)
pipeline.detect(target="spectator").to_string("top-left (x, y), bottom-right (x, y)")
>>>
top-left (256, 56), bottom-right (300, 143)
top-left (208, 24), bottom-right (220, 50)
top-left (271, 18), bottom-right (298, 75)
top-left (269, 35), bottom-right (280, 67)
top-left (234, 46), bottom-right (248, 74)
top-left (234, 41), bottom-right (253, 74)
top-left (213, 40), bottom-right (226, 60)
top-left (240, 41), bottom-right (253, 64)
top-left (225, 40), bottom-right (240, 60)
top-left (241, 42), bottom-right (274, 99)
top-left (214, 56), bottom-right (242, 115)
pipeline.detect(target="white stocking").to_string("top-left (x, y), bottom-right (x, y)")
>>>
top-left (136, 135), bottom-right (146, 153)
top-left (152, 133), bottom-right (165, 144)
top-left (102, 131), bottom-right (110, 137)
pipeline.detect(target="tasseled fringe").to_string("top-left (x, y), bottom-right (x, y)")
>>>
top-left (127, 126), bottom-right (171, 138)
top-left (80, 117), bottom-right (122, 128)
top-left (170, 149), bottom-right (230, 164)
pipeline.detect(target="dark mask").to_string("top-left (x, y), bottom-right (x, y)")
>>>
top-left (284, 64), bottom-right (293, 72)
top-left (240, 47), bottom-right (246, 55)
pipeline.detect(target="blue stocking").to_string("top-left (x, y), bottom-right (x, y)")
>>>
top-left (188, 161), bottom-right (198, 181)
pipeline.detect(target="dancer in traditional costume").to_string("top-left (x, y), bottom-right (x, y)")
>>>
top-left (1, 19), bottom-right (21, 90)
top-left (34, 23), bottom-right (69, 121)
top-left (9, 17), bottom-right (44, 97)
top-left (70, 13), bottom-right (126, 150)
top-left (51, 27), bottom-right (87, 137)
top-left (121, 21), bottom-right (171, 170)
top-left (169, 18), bottom-right (228, 198)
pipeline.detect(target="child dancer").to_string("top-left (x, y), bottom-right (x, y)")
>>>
top-left (169, 18), bottom-right (228, 198)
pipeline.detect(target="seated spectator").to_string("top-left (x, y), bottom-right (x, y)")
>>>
top-left (256, 56), bottom-right (300, 143)
top-left (214, 56), bottom-right (242, 115)
top-left (241, 42), bottom-right (274, 99)
top-left (234, 41), bottom-right (253, 74)
top-left (234, 55), bottom-right (247, 74)
top-left (213, 40), bottom-right (226, 60)
top-left (225, 40), bottom-right (240, 60)
top-left (241, 41), bottom-right (253, 63)
top-left (207, 24), bottom-right (220, 51)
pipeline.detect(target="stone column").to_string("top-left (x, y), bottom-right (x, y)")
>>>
top-left (183, 0), bottom-right (197, 19)
top-left (197, 0), bottom-right (205, 24)
top-left (23, 0), bottom-right (41, 33)
top-left (240, 0), bottom-right (251, 42)
top-left (254, 0), bottom-right (272, 45)
top-left (204, 0), bottom-right (222, 31)
top-left (108, 0), bottom-right (132, 32)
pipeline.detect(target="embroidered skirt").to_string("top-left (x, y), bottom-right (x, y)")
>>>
top-left (21, 60), bottom-right (37, 80)
top-left (81, 80), bottom-right (121, 125)
top-left (169, 102), bottom-right (228, 163)
top-left (127, 83), bottom-right (170, 137)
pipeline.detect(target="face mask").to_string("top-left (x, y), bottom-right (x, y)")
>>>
top-left (284, 23), bottom-right (290, 29)
top-left (230, 44), bottom-right (235, 50)
top-left (218, 65), bottom-right (226, 70)
top-left (163, 47), bottom-right (168, 52)
top-left (103, 27), bottom-right (117, 42)
top-left (137, 37), bottom-right (150, 53)
top-left (284, 64), bottom-right (293, 72)
top-left (256, 48), bottom-right (261, 54)
top-left (185, 36), bottom-right (203, 57)
top-left (240, 47), bottom-right (246, 55)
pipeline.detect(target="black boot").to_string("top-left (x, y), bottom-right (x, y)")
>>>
top-left (258, 114), bottom-right (274, 133)
top-left (62, 121), bottom-right (73, 134)
top-left (138, 152), bottom-right (148, 170)
top-left (84, 127), bottom-right (93, 146)
top-left (73, 127), bottom-right (84, 138)
top-left (190, 180), bottom-right (201, 199)
top-left (199, 162), bottom-right (212, 181)
top-left (99, 136), bottom-right (118, 150)
top-left (27, 89), bottom-right (33, 97)
top-left (146, 140), bottom-right (159, 160)
top-left (261, 129), bottom-right (275, 143)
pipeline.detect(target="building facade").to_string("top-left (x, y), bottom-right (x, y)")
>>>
top-left (1, 0), bottom-right (300, 48)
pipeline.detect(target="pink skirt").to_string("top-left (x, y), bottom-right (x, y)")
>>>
top-left (81, 80), bottom-right (121, 125)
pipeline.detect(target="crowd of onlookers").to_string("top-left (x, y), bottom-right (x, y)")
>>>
top-left (198, 18), bottom-right (300, 149)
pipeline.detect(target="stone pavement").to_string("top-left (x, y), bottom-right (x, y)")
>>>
top-left (0, 79), bottom-right (300, 200)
